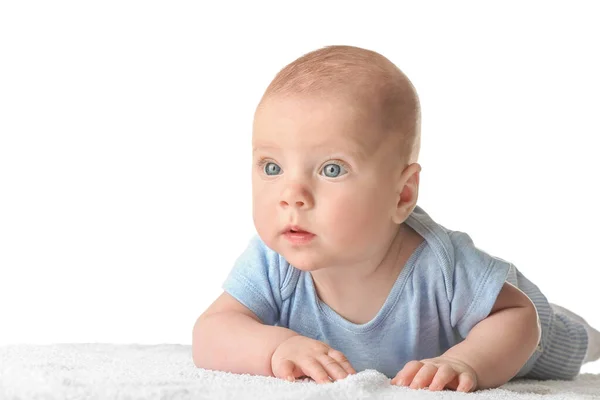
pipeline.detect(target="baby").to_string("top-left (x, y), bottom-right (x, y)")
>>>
top-left (192, 45), bottom-right (600, 392)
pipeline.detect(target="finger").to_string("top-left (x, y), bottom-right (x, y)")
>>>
top-left (409, 364), bottom-right (438, 390)
top-left (428, 364), bottom-right (457, 391)
top-left (301, 358), bottom-right (332, 384)
top-left (316, 354), bottom-right (349, 381)
top-left (327, 349), bottom-right (356, 375)
top-left (274, 359), bottom-right (299, 382)
top-left (391, 360), bottom-right (423, 386)
top-left (456, 371), bottom-right (476, 392)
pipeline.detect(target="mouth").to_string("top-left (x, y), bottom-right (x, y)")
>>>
top-left (282, 225), bottom-right (316, 244)
top-left (283, 225), bottom-right (313, 234)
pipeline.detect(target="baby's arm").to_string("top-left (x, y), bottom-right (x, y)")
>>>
top-left (393, 282), bottom-right (541, 391)
top-left (445, 282), bottom-right (540, 388)
top-left (192, 291), bottom-right (299, 376)
top-left (193, 291), bottom-right (356, 382)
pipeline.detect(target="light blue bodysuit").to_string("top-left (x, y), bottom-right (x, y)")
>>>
top-left (222, 206), bottom-right (588, 380)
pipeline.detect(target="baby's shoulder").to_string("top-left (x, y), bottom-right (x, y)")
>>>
top-left (444, 227), bottom-right (513, 268)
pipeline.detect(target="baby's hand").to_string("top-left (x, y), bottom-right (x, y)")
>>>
top-left (271, 335), bottom-right (356, 384)
top-left (391, 356), bottom-right (478, 392)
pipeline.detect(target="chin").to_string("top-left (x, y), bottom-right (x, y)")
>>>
top-left (286, 257), bottom-right (324, 271)
top-left (275, 242), bottom-right (325, 271)
top-left (260, 231), bottom-right (326, 270)
top-left (287, 259), bottom-right (324, 272)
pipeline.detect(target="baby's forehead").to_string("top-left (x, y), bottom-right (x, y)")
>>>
top-left (257, 93), bottom-right (403, 154)
top-left (253, 45), bottom-right (420, 165)
top-left (253, 107), bottom-right (391, 163)
top-left (254, 93), bottom-right (381, 130)
top-left (253, 134), bottom-right (371, 154)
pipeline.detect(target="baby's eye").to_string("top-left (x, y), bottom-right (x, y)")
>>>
top-left (264, 162), bottom-right (282, 176)
top-left (321, 162), bottom-right (347, 178)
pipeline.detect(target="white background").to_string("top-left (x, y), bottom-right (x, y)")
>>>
top-left (1, 1), bottom-right (599, 374)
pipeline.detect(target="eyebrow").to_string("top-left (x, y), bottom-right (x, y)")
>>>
top-left (252, 144), bottom-right (279, 153)
top-left (252, 141), bottom-right (369, 161)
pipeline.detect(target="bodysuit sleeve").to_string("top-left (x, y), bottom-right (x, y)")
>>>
top-left (448, 231), bottom-right (512, 338)
top-left (221, 235), bottom-right (287, 326)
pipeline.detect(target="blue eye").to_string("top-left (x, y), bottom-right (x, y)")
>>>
top-left (264, 162), bottom-right (282, 176)
top-left (321, 163), bottom-right (347, 178)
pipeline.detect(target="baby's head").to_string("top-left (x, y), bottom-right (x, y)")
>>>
top-left (251, 45), bottom-right (422, 271)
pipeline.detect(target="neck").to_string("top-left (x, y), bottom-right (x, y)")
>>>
top-left (310, 224), bottom-right (410, 310)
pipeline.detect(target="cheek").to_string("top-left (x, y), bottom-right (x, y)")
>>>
top-left (324, 188), bottom-right (391, 240)
top-left (252, 181), bottom-right (275, 232)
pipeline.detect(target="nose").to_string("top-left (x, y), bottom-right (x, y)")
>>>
top-left (279, 183), bottom-right (314, 209)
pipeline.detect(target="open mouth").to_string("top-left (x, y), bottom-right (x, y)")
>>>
top-left (283, 228), bottom-right (315, 244)
top-left (290, 228), bottom-right (308, 233)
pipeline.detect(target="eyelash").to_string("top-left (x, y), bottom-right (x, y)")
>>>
top-left (255, 157), bottom-right (271, 169)
top-left (255, 157), bottom-right (350, 174)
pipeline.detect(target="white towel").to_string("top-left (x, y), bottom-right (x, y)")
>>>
top-left (0, 343), bottom-right (599, 399)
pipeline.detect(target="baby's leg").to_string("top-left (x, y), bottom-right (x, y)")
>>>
top-left (550, 304), bottom-right (600, 363)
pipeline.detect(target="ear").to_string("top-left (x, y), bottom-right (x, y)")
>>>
top-left (391, 163), bottom-right (421, 224)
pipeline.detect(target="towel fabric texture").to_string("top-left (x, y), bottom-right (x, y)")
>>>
top-left (1, 343), bottom-right (599, 399)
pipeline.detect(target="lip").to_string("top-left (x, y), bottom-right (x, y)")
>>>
top-left (281, 225), bottom-right (315, 245)
top-left (283, 230), bottom-right (316, 245)
top-left (282, 225), bottom-right (313, 234)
